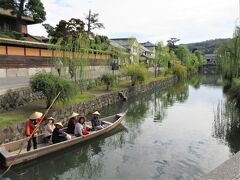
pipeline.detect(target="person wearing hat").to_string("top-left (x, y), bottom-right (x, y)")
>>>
top-left (91, 111), bottom-right (103, 131)
top-left (52, 122), bottom-right (70, 144)
top-left (67, 112), bottom-right (79, 134)
top-left (25, 112), bottom-right (43, 151)
top-left (44, 117), bottom-right (55, 143)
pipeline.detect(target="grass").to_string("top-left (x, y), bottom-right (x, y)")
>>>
top-left (0, 74), bottom-right (172, 129)
top-left (56, 92), bottom-right (96, 108)
top-left (0, 100), bottom-right (46, 129)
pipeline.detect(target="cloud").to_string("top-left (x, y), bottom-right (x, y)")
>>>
top-left (28, 0), bottom-right (238, 44)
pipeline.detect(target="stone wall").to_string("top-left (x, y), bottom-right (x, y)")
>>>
top-left (0, 76), bottom-right (176, 144)
top-left (0, 88), bottom-right (43, 111)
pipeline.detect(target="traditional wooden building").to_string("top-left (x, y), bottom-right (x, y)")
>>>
top-left (110, 38), bottom-right (140, 64)
top-left (0, 8), bottom-right (36, 34)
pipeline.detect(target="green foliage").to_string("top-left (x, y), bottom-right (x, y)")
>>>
top-left (167, 38), bottom-right (180, 51)
top-left (25, 0), bottom-right (46, 23)
top-left (124, 64), bottom-right (148, 86)
top-left (155, 42), bottom-right (171, 76)
top-left (101, 73), bottom-right (116, 90)
top-left (188, 75), bottom-right (203, 89)
top-left (43, 18), bottom-right (85, 43)
top-left (175, 45), bottom-right (191, 67)
top-left (172, 63), bottom-right (187, 80)
top-left (217, 27), bottom-right (240, 83)
top-left (90, 35), bottom-right (110, 51)
top-left (30, 72), bottom-right (77, 108)
top-left (0, 31), bottom-right (24, 40)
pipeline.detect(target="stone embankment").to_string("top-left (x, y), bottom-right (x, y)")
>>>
top-left (0, 76), bottom-right (176, 144)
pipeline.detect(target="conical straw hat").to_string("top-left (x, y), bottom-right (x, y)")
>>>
top-left (47, 117), bottom-right (56, 122)
top-left (93, 111), bottom-right (100, 116)
top-left (69, 112), bottom-right (79, 119)
top-left (55, 122), bottom-right (63, 128)
top-left (29, 112), bottom-right (43, 119)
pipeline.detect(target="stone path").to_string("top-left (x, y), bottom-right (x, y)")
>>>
top-left (204, 151), bottom-right (240, 179)
top-left (0, 77), bottom-right (29, 95)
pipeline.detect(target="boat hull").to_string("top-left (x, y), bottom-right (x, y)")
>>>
top-left (0, 112), bottom-right (126, 167)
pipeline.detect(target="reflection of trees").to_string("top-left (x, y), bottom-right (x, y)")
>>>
top-left (189, 75), bottom-right (203, 89)
top-left (160, 81), bottom-right (189, 105)
top-left (153, 91), bottom-right (167, 123)
top-left (126, 95), bottom-right (149, 127)
top-left (6, 126), bottom-right (126, 180)
top-left (213, 100), bottom-right (240, 154)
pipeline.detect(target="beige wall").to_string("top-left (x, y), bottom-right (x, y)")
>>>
top-left (0, 45), bottom-right (6, 55)
top-left (7, 46), bottom-right (25, 56)
top-left (26, 48), bottom-right (40, 56)
top-left (0, 44), bottom-right (112, 60)
top-left (41, 49), bottom-right (53, 57)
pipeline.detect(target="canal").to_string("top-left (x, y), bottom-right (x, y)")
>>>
top-left (2, 75), bottom-right (240, 180)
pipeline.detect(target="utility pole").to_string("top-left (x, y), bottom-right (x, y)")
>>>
top-left (238, 0), bottom-right (240, 26)
top-left (87, 9), bottom-right (91, 35)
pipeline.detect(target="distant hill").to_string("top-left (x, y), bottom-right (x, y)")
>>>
top-left (182, 38), bottom-right (231, 54)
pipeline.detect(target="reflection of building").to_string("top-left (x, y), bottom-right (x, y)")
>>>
top-left (110, 38), bottom-right (139, 64)
top-left (0, 8), bottom-right (37, 34)
top-left (205, 54), bottom-right (217, 65)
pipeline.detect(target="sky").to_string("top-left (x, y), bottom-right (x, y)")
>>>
top-left (28, 0), bottom-right (239, 44)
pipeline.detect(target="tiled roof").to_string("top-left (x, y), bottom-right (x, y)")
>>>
top-left (110, 38), bottom-right (137, 50)
top-left (140, 44), bottom-right (151, 52)
top-left (110, 40), bottom-right (126, 50)
top-left (0, 8), bottom-right (35, 24)
top-left (141, 41), bottom-right (156, 48)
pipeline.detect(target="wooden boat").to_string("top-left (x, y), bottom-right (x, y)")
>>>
top-left (0, 112), bottom-right (127, 167)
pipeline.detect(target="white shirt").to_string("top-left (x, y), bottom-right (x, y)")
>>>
top-left (44, 123), bottom-right (55, 137)
top-left (74, 122), bottom-right (83, 136)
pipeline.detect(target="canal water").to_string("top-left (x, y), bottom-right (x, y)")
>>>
top-left (2, 75), bottom-right (240, 180)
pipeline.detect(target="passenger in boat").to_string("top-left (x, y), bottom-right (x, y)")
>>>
top-left (80, 116), bottom-right (90, 135)
top-left (52, 122), bottom-right (71, 144)
top-left (74, 116), bottom-right (89, 137)
top-left (25, 112), bottom-right (43, 151)
top-left (91, 111), bottom-right (103, 130)
top-left (67, 112), bottom-right (79, 134)
top-left (44, 117), bottom-right (55, 143)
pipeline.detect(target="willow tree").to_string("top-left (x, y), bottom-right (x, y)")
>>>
top-left (155, 42), bottom-right (171, 77)
top-left (64, 34), bottom-right (90, 91)
top-left (217, 27), bottom-right (240, 82)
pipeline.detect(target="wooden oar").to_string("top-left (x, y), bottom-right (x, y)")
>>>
top-left (0, 92), bottom-right (61, 177)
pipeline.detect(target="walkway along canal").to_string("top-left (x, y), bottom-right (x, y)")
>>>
top-left (1, 75), bottom-right (240, 179)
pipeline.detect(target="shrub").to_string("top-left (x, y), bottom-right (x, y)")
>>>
top-left (11, 31), bottom-right (24, 40)
top-left (30, 72), bottom-right (77, 108)
top-left (101, 73), bottom-right (116, 90)
top-left (124, 64), bottom-right (148, 86)
top-left (172, 63), bottom-right (187, 80)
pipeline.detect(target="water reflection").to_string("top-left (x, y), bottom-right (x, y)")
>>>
top-left (189, 75), bottom-right (203, 89)
top-left (213, 99), bottom-right (240, 154)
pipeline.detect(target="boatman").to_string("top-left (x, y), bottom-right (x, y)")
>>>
top-left (25, 112), bottom-right (43, 151)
